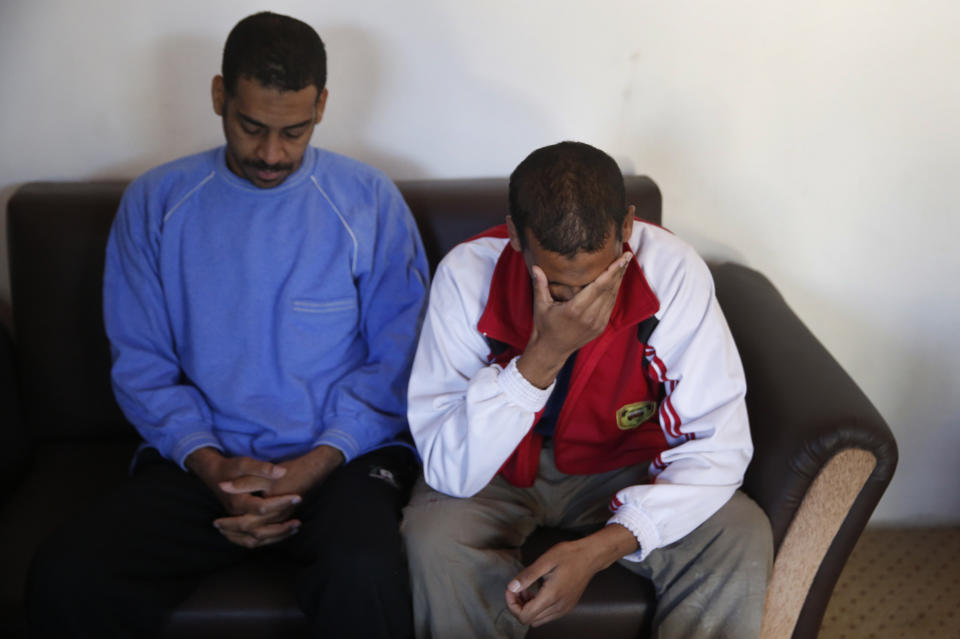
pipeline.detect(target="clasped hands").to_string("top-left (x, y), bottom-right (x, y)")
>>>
top-left (186, 445), bottom-right (343, 548)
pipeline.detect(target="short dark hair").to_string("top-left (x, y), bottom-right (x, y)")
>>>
top-left (222, 12), bottom-right (326, 96)
top-left (508, 141), bottom-right (627, 257)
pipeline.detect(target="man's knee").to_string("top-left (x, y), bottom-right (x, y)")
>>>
top-left (401, 484), bottom-right (518, 562)
top-left (642, 493), bottom-right (772, 639)
top-left (296, 524), bottom-right (414, 637)
top-left (643, 492), bottom-right (773, 591)
top-left (400, 489), bottom-right (466, 566)
top-left (320, 528), bottom-right (407, 582)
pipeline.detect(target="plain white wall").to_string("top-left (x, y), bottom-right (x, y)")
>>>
top-left (1, 0), bottom-right (957, 524)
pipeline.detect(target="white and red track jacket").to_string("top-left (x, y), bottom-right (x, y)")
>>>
top-left (407, 220), bottom-right (753, 561)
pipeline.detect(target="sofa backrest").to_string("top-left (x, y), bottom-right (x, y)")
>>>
top-left (6, 176), bottom-right (661, 442)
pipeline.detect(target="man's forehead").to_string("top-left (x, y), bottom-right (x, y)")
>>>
top-left (230, 76), bottom-right (319, 105)
top-left (522, 227), bottom-right (619, 259)
top-left (524, 239), bottom-right (621, 288)
top-left (227, 76), bottom-right (320, 124)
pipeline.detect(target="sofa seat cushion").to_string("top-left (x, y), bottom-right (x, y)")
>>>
top-left (161, 556), bottom-right (306, 639)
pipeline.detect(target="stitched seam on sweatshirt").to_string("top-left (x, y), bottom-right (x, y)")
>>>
top-left (163, 171), bottom-right (216, 223)
top-left (311, 176), bottom-right (359, 276)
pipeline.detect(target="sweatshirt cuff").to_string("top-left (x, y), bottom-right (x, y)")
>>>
top-left (172, 431), bottom-right (223, 471)
top-left (313, 427), bottom-right (359, 463)
top-left (607, 503), bottom-right (662, 562)
top-left (498, 356), bottom-right (555, 413)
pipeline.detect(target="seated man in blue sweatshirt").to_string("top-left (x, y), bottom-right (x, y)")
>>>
top-left (27, 12), bottom-right (429, 638)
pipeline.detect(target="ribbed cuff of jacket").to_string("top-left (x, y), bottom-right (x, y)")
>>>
top-left (607, 504), bottom-right (661, 562)
top-left (173, 431), bottom-right (224, 471)
top-left (498, 356), bottom-right (555, 413)
top-left (313, 427), bottom-right (359, 464)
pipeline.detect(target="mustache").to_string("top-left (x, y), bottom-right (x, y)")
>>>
top-left (244, 159), bottom-right (294, 172)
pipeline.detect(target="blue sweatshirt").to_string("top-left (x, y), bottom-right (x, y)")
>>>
top-left (103, 146), bottom-right (429, 468)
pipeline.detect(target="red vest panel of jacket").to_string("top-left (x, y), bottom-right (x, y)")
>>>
top-left (474, 225), bottom-right (670, 487)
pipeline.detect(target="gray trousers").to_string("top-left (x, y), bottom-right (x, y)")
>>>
top-left (401, 448), bottom-right (772, 639)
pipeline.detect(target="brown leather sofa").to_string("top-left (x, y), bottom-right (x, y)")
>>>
top-left (1, 177), bottom-right (897, 638)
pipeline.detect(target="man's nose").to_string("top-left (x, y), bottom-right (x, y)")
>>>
top-left (258, 133), bottom-right (284, 166)
top-left (549, 286), bottom-right (578, 302)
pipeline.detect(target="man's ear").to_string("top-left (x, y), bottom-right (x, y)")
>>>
top-left (212, 75), bottom-right (226, 117)
top-left (314, 87), bottom-right (329, 126)
top-left (505, 216), bottom-right (523, 252)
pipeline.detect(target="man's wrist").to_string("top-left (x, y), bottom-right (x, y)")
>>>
top-left (580, 523), bottom-right (641, 571)
top-left (309, 444), bottom-right (345, 468)
top-left (185, 446), bottom-right (223, 479)
top-left (298, 445), bottom-right (345, 483)
top-left (517, 338), bottom-right (571, 389)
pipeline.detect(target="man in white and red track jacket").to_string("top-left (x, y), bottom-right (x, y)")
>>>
top-left (402, 142), bottom-right (772, 639)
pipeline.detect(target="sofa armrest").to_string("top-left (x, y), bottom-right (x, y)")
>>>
top-left (709, 262), bottom-right (898, 545)
top-left (0, 301), bottom-right (33, 503)
top-left (709, 262), bottom-right (897, 638)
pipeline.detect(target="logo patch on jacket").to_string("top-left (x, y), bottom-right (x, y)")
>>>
top-left (616, 401), bottom-right (658, 430)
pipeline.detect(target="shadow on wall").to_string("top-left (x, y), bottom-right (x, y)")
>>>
top-left (320, 15), bottom-right (558, 180)
top-left (89, 26), bottom-right (426, 181)
top-left (321, 25), bottom-right (428, 180)
top-left (89, 34), bottom-right (220, 181)
top-left (614, 46), bottom-right (752, 266)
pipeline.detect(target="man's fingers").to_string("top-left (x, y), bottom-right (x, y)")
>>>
top-left (213, 513), bottom-right (259, 533)
top-left (219, 529), bottom-right (255, 548)
top-left (218, 475), bottom-right (274, 494)
top-left (221, 492), bottom-right (300, 518)
top-left (219, 477), bottom-right (303, 515)
top-left (222, 492), bottom-right (261, 516)
top-left (507, 559), bottom-right (549, 599)
top-left (599, 250), bottom-right (632, 290)
top-left (506, 586), bottom-right (538, 625)
top-left (255, 494), bottom-right (301, 516)
top-left (245, 519), bottom-right (302, 540)
top-left (505, 588), bottom-right (525, 619)
top-left (506, 581), bottom-right (560, 626)
top-left (571, 251), bottom-right (632, 330)
top-left (224, 493), bottom-right (260, 516)
top-left (569, 250), bottom-right (632, 309)
top-left (213, 502), bottom-right (296, 532)
top-left (233, 457), bottom-right (286, 480)
top-left (512, 580), bottom-right (558, 625)
top-left (528, 588), bottom-right (567, 626)
top-left (530, 265), bottom-right (553, 309)
top-left (256, 527), bottom-right (300, 547)
top-left (531, 603), bottom-right (566, 628)
top-left (214, 514), bottom-right (301, 538)
top-left (217, 520), bottom-right (301, 548)
top-left (505, 555), bottom-right (556, 622)
top-left (586, 253), bottom-right (631, 311)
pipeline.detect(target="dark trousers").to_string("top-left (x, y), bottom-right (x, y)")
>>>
top-left (26, 445), bottom-right (418, 638)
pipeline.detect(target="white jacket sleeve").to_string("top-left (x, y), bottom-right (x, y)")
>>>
top-left (607, 245), bottom-right (753, 561)
top-left (407, 247), bottom-right (555, 498)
